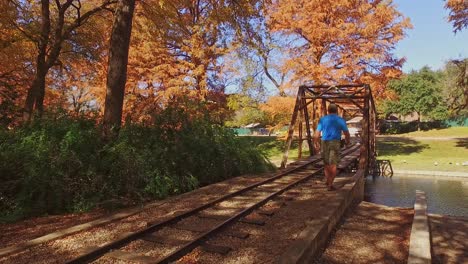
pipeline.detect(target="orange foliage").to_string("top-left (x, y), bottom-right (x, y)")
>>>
top-left (1, 0), bottom-right (415, 126)
top-left (268, 0), bottom-right (412, 98)
top-left (0, 1), bottom-right (35, 125)
top-left (122, 0), bottom-right (259, 123)
top-left (260, 95), bottom-right (296, 126)
top-left (446, 0), bottom-right (468, 33)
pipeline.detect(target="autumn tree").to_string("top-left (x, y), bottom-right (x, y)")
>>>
top-left (260, 95), bottom-right (296, 127)
top-left (4, 0), bottom-right (115, 121)
top-left (115, 0), bottom-right (265, 125)
top-left (445, 0), bottom-right (468, 33)
top-left (0, 1), bottom-right (35, 126)
top-left (134, 0), bottom-right (263, 94)
top-left (268, 0), bottom-right (411, 96)
top-left (232, 9), bottom-right (294, 97)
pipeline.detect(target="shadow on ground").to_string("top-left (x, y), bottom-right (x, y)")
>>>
top-left (316, 201), bottom-right (413, 264)
top-left (455, 138), bottom-right (468, 149)
top-left (430, 214), bottom-right (468, 264)
top-left (377, 137), bottom-right (429, 156)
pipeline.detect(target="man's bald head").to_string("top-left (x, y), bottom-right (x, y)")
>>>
top-left (328, 103), bottom-right (338, 114)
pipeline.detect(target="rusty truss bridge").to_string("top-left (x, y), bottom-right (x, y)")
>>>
top-left (281, 83), bottom-right (378, 176)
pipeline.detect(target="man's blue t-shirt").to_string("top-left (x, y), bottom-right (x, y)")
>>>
top-left (317, 114), bottom-right (348, 141)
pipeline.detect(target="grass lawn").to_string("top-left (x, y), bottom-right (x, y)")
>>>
top-left (377, 127), bottom-right (468, 172)
top-left (240, 127), bottom-right (468, 172)
top-left (376, 137), bottom-right (468, 172)
top-left (237, 136), bottom-right (310, 167)
top-left (392, 126), bottom-right (468, 138)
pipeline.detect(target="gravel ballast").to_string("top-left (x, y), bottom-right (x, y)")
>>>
top-left (316, 201), bottom-right (414, 264)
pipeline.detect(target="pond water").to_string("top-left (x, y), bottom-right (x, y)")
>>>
top-left (364, 175), bottom-right (468, 217)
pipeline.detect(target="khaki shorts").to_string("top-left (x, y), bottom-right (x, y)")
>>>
top-left (321, 140), bottom-right (341, 165)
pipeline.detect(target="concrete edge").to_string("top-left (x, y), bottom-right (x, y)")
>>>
top-left (393, 170), bottom-right (468, 178)
top-left (408, 190), bottom-right (432, 264)
top-left (427, 213), bottom-right (468, 221)
top-left (277, 169), bottom-right (365, 264)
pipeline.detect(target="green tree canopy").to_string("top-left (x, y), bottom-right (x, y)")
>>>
top-left (441, 59), bottom-right (468, 117)
top-left (225, 94), bottom-right (266, 127)
top-left (384, 66), bottom-right (448, 121)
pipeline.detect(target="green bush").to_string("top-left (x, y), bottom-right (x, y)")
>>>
top-left (0, 108), bottom-right (273, 221)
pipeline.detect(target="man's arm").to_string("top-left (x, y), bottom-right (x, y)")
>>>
top-left (343, 130), bottom-right (351, 146)
top-left (313, 130), bottom-right (321, 153)
top-left (341, 118), bottom-right (351, 146)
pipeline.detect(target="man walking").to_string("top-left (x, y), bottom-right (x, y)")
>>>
top-left (313, 103), bottom-right (350, 191)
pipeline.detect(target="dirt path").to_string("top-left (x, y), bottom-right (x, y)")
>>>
top-left (316, 201), bottom-right (414, 264)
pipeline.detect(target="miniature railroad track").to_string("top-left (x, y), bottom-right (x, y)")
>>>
top-left (68, 144), bottom-right (360, 264)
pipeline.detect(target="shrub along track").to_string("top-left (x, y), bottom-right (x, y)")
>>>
top-left (66, 144), bottom-right (360, 264)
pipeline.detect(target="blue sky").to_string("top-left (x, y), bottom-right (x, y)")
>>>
top-left (393, 0), bottom-right (468, 72)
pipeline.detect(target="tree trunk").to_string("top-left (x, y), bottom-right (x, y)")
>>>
top-left (23, 0), bottom-right (50, 121)
top-left (417, 112), bottom-right (421, 131)
top-left (102, 0), bottom-right (136, 139)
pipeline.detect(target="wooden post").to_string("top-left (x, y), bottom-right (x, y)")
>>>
top-left (281, 88), bottom-right (302, 168)
top-left (321, 99), bottom-right (327, 116)
top-left (302, 97), bottom-right (313, 156)
top-left (298, 106), bottom-right (303, 159)
top-left (369, 98), bottom-right (377, 174)
top-left (311, 101), bottom-right (317, 155)
top-left (359, 92), bottom-right (370, 175)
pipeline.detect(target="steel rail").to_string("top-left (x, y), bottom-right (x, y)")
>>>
top-left (67, 144), bottom-right (359, 264)
top-left (158, 144), bottom-right (360, 263)
top-left (158, 165), bottom-right (324, 263)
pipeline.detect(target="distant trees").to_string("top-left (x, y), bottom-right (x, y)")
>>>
top-left (225, 94), bottom-right (266, 128)
top-left (441, 59), bottom-right (468, 116)
top-left (383, 60), bottom-right (468, 125)
top-left (384, 67), bottom-right (448, 125)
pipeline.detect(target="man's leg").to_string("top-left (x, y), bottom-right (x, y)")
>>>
top-left (326, 140), bottom-right (340, 190)
top-left (323, 164), bottom-right (330, 183)
top-left (321, 140), bottom-right (328, 182)
top-left (326, 164), bottom-right (337, 187)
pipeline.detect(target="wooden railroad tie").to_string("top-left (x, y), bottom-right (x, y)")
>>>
top-left (224, 230), bottom-right (250, 239)
top-left (77, 246), bottom-right (100, 255)
top-left (239, 217), bottom-right (266, 226)
top-left (106, 250), bottom-right (156, 263)
top-left (201, 243), bottom-right (232, 255)
top-left (142, 234), bottom-right (189, 246)
top-left (257, 209), bottom-right (275, 216)
top-left (197, 213), bottom-right (230, 221)
top-left (173, 224), bottom-right (209, 233)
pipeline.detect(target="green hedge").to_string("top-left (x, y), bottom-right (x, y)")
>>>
top-left (0, 109), bottom-right (273, 221)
